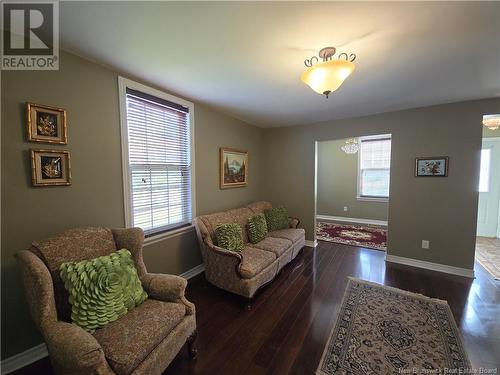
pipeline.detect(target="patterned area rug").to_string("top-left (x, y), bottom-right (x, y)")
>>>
top-left (475, 237), bottom-right (500, 280)
top-left (317, 278), bottom-right (470, 375)
top-left (316, 222), bottom-right (387, 251)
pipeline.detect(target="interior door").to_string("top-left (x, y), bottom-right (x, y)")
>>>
top-left (477, 138), bottom-right (500, 237)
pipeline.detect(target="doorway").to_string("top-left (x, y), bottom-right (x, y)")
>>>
top-left (476, 137), bottom-right (500, 279)
top-left (315, 135), bottom-right (391, 251)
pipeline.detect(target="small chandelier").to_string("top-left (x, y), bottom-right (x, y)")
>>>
top-left (301, 46), bottom-right (356, 98)
top-left (483, 114), bottom-right (500, 130)
top-left (341, 138), bottom-right (359, 154)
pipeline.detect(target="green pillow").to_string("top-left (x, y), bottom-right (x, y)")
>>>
top-left (264, 206), bottom-right (289, 231)
top-left (248, 213), bottom-right (268, 244)
top-left (215, 223), bottom-right (244, 252)
top-left (59, 248), bottom-right (147, 333)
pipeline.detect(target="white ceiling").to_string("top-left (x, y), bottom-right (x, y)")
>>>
top-left (60, 2), bottom-right (500, 127)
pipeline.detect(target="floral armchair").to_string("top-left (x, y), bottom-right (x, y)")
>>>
top-left (16, 227), bottom-right (197, 375)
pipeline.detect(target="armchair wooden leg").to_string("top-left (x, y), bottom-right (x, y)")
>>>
top-left (187, 330), bottom-right (198, 360)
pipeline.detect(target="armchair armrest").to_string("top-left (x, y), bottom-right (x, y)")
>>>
top-left (141, 273), bottom-right (195, 315)
top-left (289, 217), bottom-right (300, 229)
top-left (44, 321), bottom-right (113, 375)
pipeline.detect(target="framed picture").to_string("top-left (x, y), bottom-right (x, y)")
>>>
top-left (31, 149), bottom-right (72, 186)
top-left (27, 103), bottom-right (67, 144)
top-left (220, 147), bottom-right (248, 189)
top-left (415, 156), bottom-right (449, 177)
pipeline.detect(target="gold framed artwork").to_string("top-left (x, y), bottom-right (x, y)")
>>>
top-left (220, 147), bottom-right (248, 189)
top-left (31, 149), bottom-right (72, 187)
top-left (27, 103), bottom-right (67, 144)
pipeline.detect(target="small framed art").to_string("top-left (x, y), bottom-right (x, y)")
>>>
top-left (415, 156), bottom-right (449, 177)
top-left (31, 149), bottom-right (72, 186)
top-left (220, 147), bottom-right (248, 189)
top-left (27, 103), bottom-right (68, 144)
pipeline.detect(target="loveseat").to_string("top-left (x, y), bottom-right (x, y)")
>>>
top-left (194, 201), bottom-right (305, 300)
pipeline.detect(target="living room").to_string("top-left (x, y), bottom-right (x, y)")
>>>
top-left (1, 2), bottom-right (499, 374)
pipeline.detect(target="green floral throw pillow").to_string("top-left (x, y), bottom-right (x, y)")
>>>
top-left (215, 223), bottom-right (244, 252)
top-left (248, 213), bottom-right (268, 244)
top-left (60, 248), bottom-right (147, 333)
top-left (264, 206), bottom-right (289, 232)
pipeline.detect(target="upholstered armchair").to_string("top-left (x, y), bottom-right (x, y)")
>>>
top-left (16, 227), bottom-right (197, 375)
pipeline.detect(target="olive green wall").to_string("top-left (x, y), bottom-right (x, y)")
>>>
top-left (1, 51), bottom-right (264, 359)
top-left (483, 126), bottom-right (500, 138)
top-left (317, 138), bottom-right (389, 221)
top-left (263, 98), bottom-right (500, 271)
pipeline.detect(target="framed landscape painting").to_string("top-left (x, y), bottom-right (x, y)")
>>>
top-left (220, 147), bottom-right (248, 189)
top-left (415, 156), bottom-right (449, 177)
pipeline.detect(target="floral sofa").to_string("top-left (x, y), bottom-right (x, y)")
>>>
top-left (194, 201), bottom-right (305, 299)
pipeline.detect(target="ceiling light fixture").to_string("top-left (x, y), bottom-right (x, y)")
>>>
top-left (341, 138), bottom-right (359, 154)
top-left (483, 114), bottom-right (500, 130)
top-left (301, 46), bottom-right (356, 98)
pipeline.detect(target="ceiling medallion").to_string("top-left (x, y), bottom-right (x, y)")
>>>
top-left (341, 138), bottom-right (359, 154)
top-left (301, 46), bottom-right (356, 98)
top-left (482, 114), bottom-right (500, 130)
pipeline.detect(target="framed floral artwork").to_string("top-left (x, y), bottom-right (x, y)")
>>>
top-left (27, 103), bottom-right (67, 144)
top-left (220, 147), bottom-right (248, 189)
top-left (31, 149), bottom-right (72, 186)
top-left (415, 156), bottom-right (449, 177)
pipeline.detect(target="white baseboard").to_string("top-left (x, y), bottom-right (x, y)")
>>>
top-left (180, 263), bottom-right (205, 280)
top-left (305, 240), bottom-right (318, 247)
top-left (1, 343), bottom-right (48, 374)
top-left (385, 254), bottom-right (475, 278)
top-left (316, 215), bottom-right (388, 227)
top-left (1, 264), bottom-right (206, 374)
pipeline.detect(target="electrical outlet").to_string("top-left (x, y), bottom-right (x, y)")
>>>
top-left (343, 206), bottom-right (348, 212)
top-left (421, 240), bottom-right (430, 249)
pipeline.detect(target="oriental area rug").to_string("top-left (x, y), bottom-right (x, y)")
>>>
top-left (317, 278), bottom-right (470, 375)
top-left (316, 222), bottom-right (387, 251)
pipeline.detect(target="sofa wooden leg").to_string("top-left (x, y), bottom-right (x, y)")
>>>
top-left (187, 330), bottom-right (198, 360)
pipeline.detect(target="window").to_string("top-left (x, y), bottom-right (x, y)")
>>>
top-left (119, 78), bottom-right (195, 239)
top-left (479, 148), bottom-right (491, 193)
top-left (358, 135), bottom-right (391, 200)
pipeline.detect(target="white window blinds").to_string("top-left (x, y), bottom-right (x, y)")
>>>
top-left (359, 136), bottom-right (391, 198)
top-left (125, 88), bottom-right (192, 237)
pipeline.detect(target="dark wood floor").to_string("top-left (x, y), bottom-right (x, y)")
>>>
top-left (13, 242), bottom-right (500, 374)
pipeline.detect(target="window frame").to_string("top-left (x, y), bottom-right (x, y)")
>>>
top-left (356, 134), bottom-right (392, 202)
top-left (478, 147), bottom-right (491, 193)
top-left (118, 77), bottom-right (196, 244)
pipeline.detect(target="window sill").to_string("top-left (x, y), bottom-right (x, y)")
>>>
top-left (143, 224), bottom-right (196, 247)
top-left (356, 196), bottom-right (389, 203)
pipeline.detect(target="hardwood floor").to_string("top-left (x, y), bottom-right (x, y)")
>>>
top-left (12, 242), bottom-right (500, 374)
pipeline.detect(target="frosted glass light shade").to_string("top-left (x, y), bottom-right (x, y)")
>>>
top-left (483, 114), bottom-right (500, 130)
top-left (301, 59), bottom-right (355, 96)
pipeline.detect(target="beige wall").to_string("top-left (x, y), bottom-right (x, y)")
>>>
top-left (263, 98), bottom-right (500, 271)
top-left (1, 51), bottom-right (264, 359)
top-left (317, 138), bottom-right (388, 221)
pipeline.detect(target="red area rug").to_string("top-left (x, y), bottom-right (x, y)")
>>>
top-left (316, 222), bottom-right (387, 251)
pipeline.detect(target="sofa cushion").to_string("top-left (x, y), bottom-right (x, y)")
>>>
top-left (251, 237), bottom-right (292, 257)
top-left (247, 201), bottom-right (273, 215)
top-left (247, 213), bottom-right (268, 244)
top-left (265, 206), bottom-right (289, 231)
top-left (93, 299), bottom-right (185, 375)
top-left (239, 246), bottom-right (276, 279)
top-left (215, 223), bottom-right (244, 252)
top-left (268, 228), bottom-right (305, 243)
top-left (200, 207), bottom-right (254, 244)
